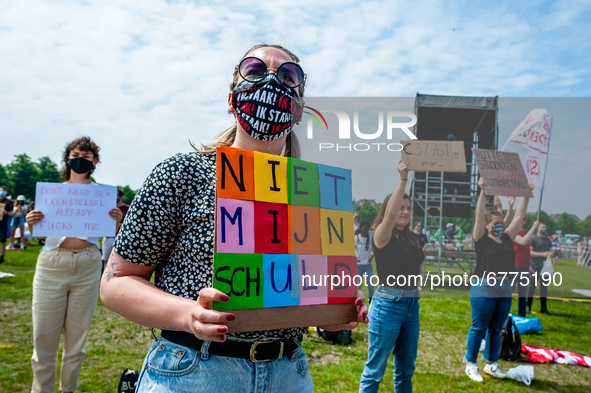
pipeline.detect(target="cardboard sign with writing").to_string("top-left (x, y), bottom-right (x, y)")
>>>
top-left (401, 140), bottom-right (467, 172)
top-left (33, 182), bottom-right (117, 237)
top-left (212, 147), bottom-right (357, 333)
top-left (472, 148), bottom-right (534, 197)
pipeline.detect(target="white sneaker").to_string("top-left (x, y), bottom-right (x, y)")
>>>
top-left (483, 362), bottom-right (507, 379)
top-left (465, 362), bottom-right (483, 382)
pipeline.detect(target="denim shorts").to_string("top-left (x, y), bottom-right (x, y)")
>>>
top-left (11, 216), bottom-right (25, 227)
top-left (135, 335), bottom-right (314, 393)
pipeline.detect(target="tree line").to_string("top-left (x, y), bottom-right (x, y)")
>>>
top-left (0, 154), bottom-right (137, 205)
top-left (353, 201), bottom-right (591, 238)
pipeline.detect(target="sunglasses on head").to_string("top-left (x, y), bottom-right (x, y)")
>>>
top-left (238, 57), bottom-right (305, 88)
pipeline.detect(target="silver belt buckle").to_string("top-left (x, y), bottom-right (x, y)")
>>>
top-left (249, 341), bottom-right (284, 363)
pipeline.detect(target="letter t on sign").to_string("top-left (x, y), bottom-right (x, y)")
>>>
top-left (317, 164), bottom-right (353, 211)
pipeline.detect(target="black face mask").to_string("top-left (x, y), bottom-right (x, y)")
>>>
top-left (231, 73), bottom-right (303, 141)
top-left (68, 157), bottom-right (94, 174)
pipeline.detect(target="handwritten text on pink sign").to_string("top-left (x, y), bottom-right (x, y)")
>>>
top-left (34, 182), bottom-right (117, 237)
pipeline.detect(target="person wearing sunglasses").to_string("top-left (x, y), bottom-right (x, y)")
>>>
top-left (100, 44), bottom-right (368, 393)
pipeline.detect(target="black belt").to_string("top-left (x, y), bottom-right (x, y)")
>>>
top-left (160, 330), bottom-right (302, 363)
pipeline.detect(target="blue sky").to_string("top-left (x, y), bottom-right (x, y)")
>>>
top-left (0, 0), bottom-right (590, 217)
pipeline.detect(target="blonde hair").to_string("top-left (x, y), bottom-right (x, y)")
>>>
top-left (194, 44), bottom-right (305, 158)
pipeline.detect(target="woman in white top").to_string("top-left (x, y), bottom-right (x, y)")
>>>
top-left (26, 137), bottom-right (122, 393)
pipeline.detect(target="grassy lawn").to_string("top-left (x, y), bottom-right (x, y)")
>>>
top-left (1, 245), bottom-right (591, 392)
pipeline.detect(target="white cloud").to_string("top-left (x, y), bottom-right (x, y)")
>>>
top-left (0, 0), bottom-right (590, 216)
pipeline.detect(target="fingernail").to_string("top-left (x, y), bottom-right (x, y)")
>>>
top-left (220, 334), bottom-right (227, 341)
top-left (362, 311), bottom-right (367, 318)
top-left (355, 299), bottom-right (362, 305)
top-left (220, 294), bottom-right (229, 302)
top-left (217, 326), bottom-right (227, 333)
top-left (226, 314), bottom-right (235, 321)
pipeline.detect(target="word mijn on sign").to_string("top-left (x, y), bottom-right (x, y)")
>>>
top-left (212, 146), bottom-right (358, 331)
top-left (33, 182), bottom-right (117, 237)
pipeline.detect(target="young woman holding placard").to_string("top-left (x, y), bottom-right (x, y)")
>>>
top-left (464, 177), bottom-right (532, 383)
top-left (100, 44), bottom-right (368, 392)
top-left (359, 160), bottom-right (424, 393)
top-left (25, 137), bottom-right (122, 393)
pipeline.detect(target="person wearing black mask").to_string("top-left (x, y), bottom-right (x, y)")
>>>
top-left (464, 177), bottom-right (532, 383)
top-left (26, 137), bottom-right (122, 393)
top-left (99, 45), bottom-right (368, 392)
top-left (527, 221), bottom-right (553, 315)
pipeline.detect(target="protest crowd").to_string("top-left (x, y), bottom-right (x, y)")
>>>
top-left (2, 44), bottom-right (591, 393)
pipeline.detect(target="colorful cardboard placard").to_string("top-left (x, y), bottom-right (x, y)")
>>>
top-left (317, 164), bottom-right (354, 212)
top-left (288, 158), bottom-right (320, 207)
top-left (299, 254), bottom-right (328, 305)
top-left (320, 208), bottom-right (355, 256)
top-left (216, 146), bottom-right (255, 201)
top-left (254, 152), bottom-right (288, 204)
top-left (263, 254), bottom-right (300, 308)
top-left (327, 256), bottom-right (358, 304)
top-left (213, 253), bottom-right (263, 311)
top-left (216, 198), bottom-right (255, 254)
top-left (254, 202), bottom-right (288, 254)
top-left (288, 205), bottom-right (322, 255)
top-left (212, 147), bottom-right (357, 332)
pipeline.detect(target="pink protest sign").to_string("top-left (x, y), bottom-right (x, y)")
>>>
top-left (33, 182), bottom-right (117, 237)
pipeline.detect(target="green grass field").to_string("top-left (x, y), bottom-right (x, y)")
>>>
top-left (1, 245), bottom-right (591, 392)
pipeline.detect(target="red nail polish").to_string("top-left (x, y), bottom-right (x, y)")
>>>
top-left (217, 326), bottom-right (228, 333)
top-left (220, 294), bottom-right (229, 302)
top-left (362, 312), bottom-right (367, 319)
top-left (356, 299), bottom-right (362, 305)
top-left (226, 314), bottom-right (235, 321)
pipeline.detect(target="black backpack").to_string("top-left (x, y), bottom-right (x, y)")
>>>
top-left (499, 316), bottom-right (522, 361)
top-left (317, 328), bottom-right (353, 345)
top-left (118, 369), bottom-right (139, 393)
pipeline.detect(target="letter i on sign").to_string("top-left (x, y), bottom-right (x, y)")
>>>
top-left (254, 152), bottom-right (288, 204)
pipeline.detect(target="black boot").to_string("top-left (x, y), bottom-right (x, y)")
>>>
top-left (526, 297), bottom-right (532, 314)
top-left (540, 297), bottom-right (552, 315)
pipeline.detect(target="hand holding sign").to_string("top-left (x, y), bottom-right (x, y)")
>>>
top-left (26, 209), bottom-right (44, 230)
top-left (109, 208), bottom-right (123, 226)
top-left (188, 288), bottom-right (236, 343)
top-left (397, 159), bottom-right (409, 180)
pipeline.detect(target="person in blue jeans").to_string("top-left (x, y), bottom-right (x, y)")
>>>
top-left (359, 160), bottom-right (424, 393)
top-left (100, 44), bottom-right (369, 393)
top-left (356, 220), bottom-right (375, 303)
top-left (465, 177), bottom-right (532, 383)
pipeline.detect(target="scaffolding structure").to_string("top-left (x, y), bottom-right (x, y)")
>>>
top-left (408, 94), bottom-right (499, 275)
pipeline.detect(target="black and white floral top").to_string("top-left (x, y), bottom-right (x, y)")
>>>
top-left (113, 152), bottom-right (307, 339)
